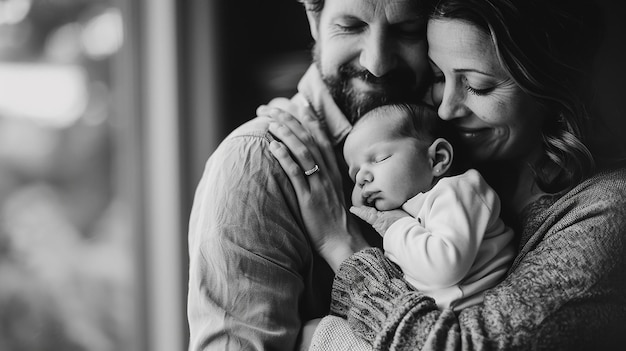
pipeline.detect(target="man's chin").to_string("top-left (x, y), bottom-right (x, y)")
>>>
top-left (350, 78), bottom-right (389, 94)
top-left (322, 75), bottom-right (418, 122)
top-left (347, 85), bottom-right (421, 119)
top-left (343, 95), bottom-right (387, 123)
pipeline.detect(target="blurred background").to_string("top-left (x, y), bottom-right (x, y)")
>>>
top-left (0, 0), bottom-right (624, 350)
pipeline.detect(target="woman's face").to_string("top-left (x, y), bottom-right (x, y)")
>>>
top-left (427, 19), bottom-right (547, 163)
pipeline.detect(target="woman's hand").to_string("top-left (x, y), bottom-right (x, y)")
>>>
top-left (257, 103), bottom-right (369, 272)
top-left (350, 206), bottom-right (410, 237)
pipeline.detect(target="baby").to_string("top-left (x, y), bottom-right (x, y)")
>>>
top-left (344, 103), bottom-right (515, 311)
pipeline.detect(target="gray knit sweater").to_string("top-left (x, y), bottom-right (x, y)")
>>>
top-left (330, 167), bottom-right (626, 350)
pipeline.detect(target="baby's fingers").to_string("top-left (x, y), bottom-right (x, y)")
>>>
top-left (349, 206), bottom-right (379, 226)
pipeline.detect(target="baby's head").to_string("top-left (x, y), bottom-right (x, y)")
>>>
top-left (344, 103), bottom-right (455, 210)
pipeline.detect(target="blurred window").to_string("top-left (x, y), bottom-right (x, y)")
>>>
top-left (0, 0), bottom-right (139, 350)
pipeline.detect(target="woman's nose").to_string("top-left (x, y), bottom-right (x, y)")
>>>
top-left (437, 86), bottom-right (470, 120)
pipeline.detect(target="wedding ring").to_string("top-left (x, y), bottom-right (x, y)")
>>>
top-left (304, 164), bottom-right (320, 176)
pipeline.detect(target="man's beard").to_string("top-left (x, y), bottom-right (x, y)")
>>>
top-left (314, 47), bottom-right (423, 124)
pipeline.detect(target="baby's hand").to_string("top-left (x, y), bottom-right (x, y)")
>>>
top-left (349, 206), bottom-right (410, 236)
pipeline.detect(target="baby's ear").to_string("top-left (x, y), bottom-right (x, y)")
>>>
top-left (428, 138), bottom-right (454, 177)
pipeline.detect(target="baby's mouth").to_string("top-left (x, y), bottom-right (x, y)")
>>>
top-left (362, 191), bottom-right (379, 207)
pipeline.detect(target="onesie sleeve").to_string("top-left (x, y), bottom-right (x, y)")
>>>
top-left (383, 173), bottom-right (497, 288)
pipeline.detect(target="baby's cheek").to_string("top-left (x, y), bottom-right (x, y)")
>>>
top-left (351, 186), bottom-right (364, 206)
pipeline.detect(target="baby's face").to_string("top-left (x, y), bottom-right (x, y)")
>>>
top-left (344, 116), bottom-right (435, 210)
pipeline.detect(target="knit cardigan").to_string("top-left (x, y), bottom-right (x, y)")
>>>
top-left (330, 167), bottom-right (626, 350)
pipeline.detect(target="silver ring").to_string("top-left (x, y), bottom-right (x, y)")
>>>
top-left (304, 164), bottom-right (319, 176)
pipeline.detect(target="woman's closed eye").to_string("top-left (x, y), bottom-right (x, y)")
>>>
top-left (465, 84), bottom-right (494, 96)
top-left (463, 77), bottom-right (495, 96)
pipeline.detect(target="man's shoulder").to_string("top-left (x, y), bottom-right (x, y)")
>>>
top-left (191, 116), bottom-right (277, 186)
top-left (222, 116), bottom-right (272, 143)
top-left (216, 93), bottom-right (309, 147)
top-left (206, 116), bottom-right (275, 163)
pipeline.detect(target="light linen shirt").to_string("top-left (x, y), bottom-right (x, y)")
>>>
top-left (187, 65), bottom-right (378, 350)
top-left (383, 169), bottom-right (516, 311)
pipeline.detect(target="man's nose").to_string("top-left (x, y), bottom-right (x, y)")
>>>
top-left (359, 30), bottom-right (396, 77)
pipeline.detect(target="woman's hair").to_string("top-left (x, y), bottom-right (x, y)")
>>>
top-left (298, 0), bottom-right (324, 14)
top-left (430, 0), bottom-right (604, 192)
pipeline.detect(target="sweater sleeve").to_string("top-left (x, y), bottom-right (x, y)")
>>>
top-left (330, 169), bottom-right (626, 350)
top-left (330, 248), bottom-right (440, 349)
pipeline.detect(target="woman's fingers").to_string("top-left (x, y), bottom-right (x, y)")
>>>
top-left (263, 106), bottom-right (318, 150)
top-left (269, 140), bottom-right (311, 194)
top-left (259, 100), bottom-right (343, 199)
top-left (300, 113), bottom-right (338, 169)
top-left (258, 102), bottom-right (336, 176)
top-left (256, 97), bottom-right (295, 116)
top-left (268, 122), bottom-right (324, 175)
top-left (259, 102), bottom-right (324, 158)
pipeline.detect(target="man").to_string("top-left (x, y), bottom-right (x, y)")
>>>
top-left (187, 0), bottom-right (431, 349)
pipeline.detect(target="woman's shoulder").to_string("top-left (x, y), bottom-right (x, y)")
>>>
top-left (518, 166), bottom-right (626, 252)
top-left (576, 165), bottom-right (626, 196)
top-left (561, 165), bottom-right (626, 211)
top-left (525, 166), bottom-right (626, 229)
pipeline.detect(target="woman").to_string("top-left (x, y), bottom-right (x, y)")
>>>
top-left (264, 0), bottom-right (626, 349)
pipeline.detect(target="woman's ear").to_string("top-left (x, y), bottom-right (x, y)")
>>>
top-left (428, 138), bottom-right (454, 177)
top-left (306, 11), bottom-right (319, 41)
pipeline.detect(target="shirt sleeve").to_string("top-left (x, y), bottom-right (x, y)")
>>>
top-left (383, 177), bottom-right (495, 289)
top-left (187, 128), bottom-right (329, 350)
top-left (331, 170), bottom-right (626, 350)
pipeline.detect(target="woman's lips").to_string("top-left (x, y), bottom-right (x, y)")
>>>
top-left (456, 127), bottom-right (492, 144)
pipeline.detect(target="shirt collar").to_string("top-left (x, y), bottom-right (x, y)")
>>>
top-left (296, 64), bottom-right (352, 146)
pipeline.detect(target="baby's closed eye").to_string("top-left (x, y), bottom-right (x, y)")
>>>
top-left (373, 154), bottom-right (391, 163)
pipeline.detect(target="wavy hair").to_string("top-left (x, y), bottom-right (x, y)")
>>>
top-left (297, 0), bottom-right (324, 16)
top-left (430, 0), bottom-right (604, 192)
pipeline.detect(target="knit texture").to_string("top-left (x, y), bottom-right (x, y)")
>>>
top-left (309, 316), bottom-right (372, 351)
top-left (330, 167), bottom-right (626, 350)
